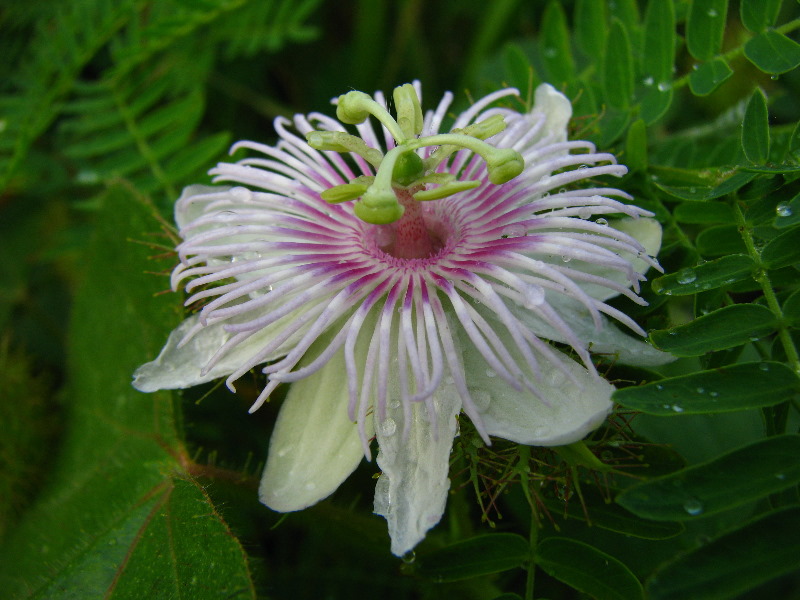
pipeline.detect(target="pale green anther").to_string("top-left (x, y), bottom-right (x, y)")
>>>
top-left (320, 182), bottom-right (371, 204)
top-left (336, 91), bottom-right (406, 142)
top-left (485, 148), bottom-right (525, 184)
top-left (305, 131), bottom-right (383, 168)
top-left (413, 180), bottom-right (480, 202)
top-left (423, 115), bottom-right (509, 171)
top-left (462, 114), bottom-right (507, 140)
top-left (393, 83), bottom-right (424, 139)
top-left (411, 133), bottom-right (523, 185)
top-left (354, 188), bottom-right (405, 224)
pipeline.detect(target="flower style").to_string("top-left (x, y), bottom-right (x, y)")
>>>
top-left (133, 82), bottom-right (668, 556)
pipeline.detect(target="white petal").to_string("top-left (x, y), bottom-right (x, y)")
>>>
top-left (512, 296), bottom-right (671, 367)
top-left (463, 340), bottom-right (612, 446)
top-left (132, 310), bottom-right (303, 392)
top-left (373, 375), bottom-right (461, 556)
top-left (564, 217), bottom-right (663, 302)
top-left (259, 346), bottom-right (371, 512)
top-left (533, 83), bottom-right (572, 143)
top-left (175, 185), bottom-right (216, 228)
top-left (133, 314), bottom-right (245, 391)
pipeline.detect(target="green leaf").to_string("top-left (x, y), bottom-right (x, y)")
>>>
top-left (543, 491), bottom-right (684, 540)
top-left (575, 0), bottom-right (608, 58)
top-left (617, 435), bottom-right (800, 521)
top-left (539, 1), bottom-right (575, 85)
top-left (502, 43), bottom-right (538, 93)
top-left (613, 361), bottom-right (798, 415)
top-left (650, 304), bottom-right (777, 356)
top-left (783, 287), bottom-right (800, 324)
top-left (695, 224), bottom-right (746, 256)
top-left (686, 0), bottom-right (728, 61)
top-left (417, 534), bottom-right (529, 582)
top-left (742, 88), bottom-right (770, 164)
top-left (603, 19), bottom-right (634, 109)
top-left (0, 186), bottom-right (255, 598)
top-left (688, 58), bottom-right (734, 96)
top-left (651, 254), bottom-right (755, 296)
top-left (673, 201), bottom-right (734, 224)
top-left (639, 0), bottom-right (675, 123)
top-left (647, 508), bottom-right (800, 600)
top-left (744, 29), bottom-right (800, 74)
top-left (624, 119), bottom-right (648, 173)
top-left (536, 538), bottom-right (644, 600)
top-left (740, 0), bottom-right (783, 32)
top-left (653, 169), bottom-right (756, 201)
top-left (760, 225), bottom-right (800, 268)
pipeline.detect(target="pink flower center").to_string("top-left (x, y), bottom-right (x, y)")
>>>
top-left (371, 187), bottom-right (449, 260)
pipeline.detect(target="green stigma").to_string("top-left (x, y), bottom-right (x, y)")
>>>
top-left (315, 83), bottom-right (524, 225)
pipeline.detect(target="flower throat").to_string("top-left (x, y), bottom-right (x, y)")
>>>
top-left (305, 83), bottom-right (525, 258)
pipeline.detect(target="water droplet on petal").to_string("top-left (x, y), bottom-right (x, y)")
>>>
top-left (305, 482), bottom-right (317, 491)
top-left (561, 255), bottom-right (572, 263)
top-left (522, 284), bottom-right (546, 308)
top-left (578, 206), bottom-right (593, 220)
top-left (676, 268), bottom-right (697, 284)
top-left (469, 388), bottom-right (492, 411)
top-left (230, 186), bottom-right (252, 202)
top-left (683, 498), bottom-right (704, 515)
top-left (379, 418), bottom-right (397, 436)
top-left (776, 202), bottom-right (793, 217)
top-left (501, 223), bottom-right (527, 238)
top-left (485, 368), bottom-right (497, 378)
top-left (596, 217), bottom-right (608, 226)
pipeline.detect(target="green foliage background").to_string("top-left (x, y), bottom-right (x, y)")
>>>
top-left (1, 0), bottom-right (800, 598)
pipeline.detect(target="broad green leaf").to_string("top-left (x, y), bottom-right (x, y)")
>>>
top-left (653, 169), bottom-right (756, 201)
top-left (536, 538), bottom-right (644, 600)
top-left (740, 0), bottom-right (783, 32)
top-left (617, 435), bottom-right (800, 521)
top-left (417, 534), bottom-right (529, 582)
top-left (695, 224), bottom-right (746, 256)
top-left (760, 225), bottom-right (800, 268)
top-left (639, 0), bottom-right (675, 123)
top-left (539, 1), bottom-right (575, 85)
top-left (0, 186), bottom-right (255, 599)
top-left (624, 119), bottom-right (647, 173)
top-left (641, 0), bottom-right (675, 84)
top-left (686, 0), bottom-right (728, 61)
top-left (650, 304), bottom-right (777, 356)
top-left (783, 287), bottom-right (800, 323)
top-left (575, 0), bottom-right (607, 58)
top-left (647, 508), bottom-right (800, 600)
top-left (543, 492), bottom-right (685, 540)
top-left (613, 361), bottom-right (798, 415)
top-left (651, 255), bottom-right (755, 296)
top-left (673, 201), bottom-right (734, 224)
top-left (502, 43), bottom-right (538, 93)
top-left (744, 29), bottom-right (800, 74)
top-left (742, 88), bottom-right (770, 164)
top-left (688, 58), bottom-right (733, 96)
top-left (597, 106), bottom-right (631, 146)
top-left (603, 19), bottom-right (634, 109)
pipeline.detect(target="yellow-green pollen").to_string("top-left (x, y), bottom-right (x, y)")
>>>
top-left (307, 83), bottom-right (524, 225)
